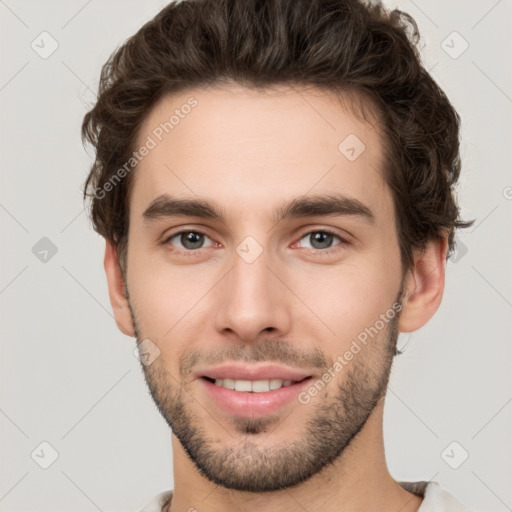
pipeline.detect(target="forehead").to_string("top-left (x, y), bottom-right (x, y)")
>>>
top-left (130, 84), bottom-right (391, 223)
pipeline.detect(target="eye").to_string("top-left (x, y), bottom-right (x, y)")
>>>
top-left (162, 228), bottom-right (348, 255)
top-left (163, 230), bottom-right (215, 251)
top-left (296, 229), bottom-right (347, 252)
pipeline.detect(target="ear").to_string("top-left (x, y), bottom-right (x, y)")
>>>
top-left (398, 236), bottom-right (448, 333)
top-left (104, 239), bottom-right (135, 337)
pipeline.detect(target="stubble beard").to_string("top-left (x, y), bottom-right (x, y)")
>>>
top-left (126, 284), bottom-right (401, 493)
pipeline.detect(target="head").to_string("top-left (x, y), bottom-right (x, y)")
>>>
top-left (82, 0), bottom-right (472, 493)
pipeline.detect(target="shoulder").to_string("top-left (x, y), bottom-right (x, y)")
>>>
top-left (399, 481), bottom-right (473, 512)
top-left (138, 489), bottom-right (174, 512)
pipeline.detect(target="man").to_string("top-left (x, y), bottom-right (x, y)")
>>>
top-left (82, 0), bottom-right (474, 510)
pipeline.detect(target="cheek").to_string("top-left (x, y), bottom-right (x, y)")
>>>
top-left (127, 223), bottom-right (403, 355)
top-left (287, 257), bottom-right (401, 345)
top-left (127, 245), bottom-right (211, 338)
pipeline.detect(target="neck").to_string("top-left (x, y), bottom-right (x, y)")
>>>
top-left (168, 400), bottom-right (422, 512)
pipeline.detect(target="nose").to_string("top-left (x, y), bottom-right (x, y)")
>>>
top-left (214, 245), bottom-right (292, 343)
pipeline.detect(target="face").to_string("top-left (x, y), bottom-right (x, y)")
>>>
top-left (123, 85), bottom-right (406, 492)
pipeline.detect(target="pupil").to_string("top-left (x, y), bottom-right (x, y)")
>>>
top-left (311, 232), bottom-right (332, 249)
top-left (182, 232), bottom-right (203, 249)
top-left (179, 232), bottom-right (333, 250)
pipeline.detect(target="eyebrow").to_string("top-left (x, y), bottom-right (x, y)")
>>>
top-left (142, 193), bottom-right (375, 226)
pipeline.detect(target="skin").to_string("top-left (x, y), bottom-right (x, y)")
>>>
top-left (104, 84), bottom-right (448, 512)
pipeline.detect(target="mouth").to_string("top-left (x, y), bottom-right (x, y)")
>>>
top-left (202, 376), bottom-right (311, 392)
top-left (194, 363), bottom-right (316, 416)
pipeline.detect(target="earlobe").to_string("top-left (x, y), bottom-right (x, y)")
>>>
top-left (398, 237), bottom-right (448, 333)
top-left (104, 239), bottom-right (136, 337)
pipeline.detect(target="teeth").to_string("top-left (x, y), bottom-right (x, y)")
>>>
top-left (222, 378), bottom-right (235, 390)
top-left (213, 378), bottom-right (296, 392)
top-left (270, 379), bottom-right (283, 390)
top-left (234, 380), bottom-right (252, 392)
top-left (252, 380), bottom-right (271, 392)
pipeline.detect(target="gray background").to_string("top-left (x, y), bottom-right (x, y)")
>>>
top-left (1, 1), bottom-right (511, 511)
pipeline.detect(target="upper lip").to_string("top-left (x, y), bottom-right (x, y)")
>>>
top-left (195, 363), bottom-right (313, 382)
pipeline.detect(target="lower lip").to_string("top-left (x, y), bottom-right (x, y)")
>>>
top-left (199, 377), bottom-right (313, 417)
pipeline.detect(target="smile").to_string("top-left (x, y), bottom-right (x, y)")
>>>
top-left (205, 377), bottom-right (305, 392)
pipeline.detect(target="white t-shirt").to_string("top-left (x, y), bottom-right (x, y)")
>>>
top-left (139, 481), bottom-right (473, 511)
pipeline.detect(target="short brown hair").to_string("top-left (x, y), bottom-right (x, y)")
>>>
top-left (82, 0), bottom-right (473, 274)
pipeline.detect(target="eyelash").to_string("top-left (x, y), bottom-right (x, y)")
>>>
top-left (162, 228), bottom-right (349, 256)
top-left (299, 228), bottom-right (349, 255)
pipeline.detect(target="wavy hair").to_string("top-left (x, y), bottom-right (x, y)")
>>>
top-left (82, 0), bottom-right (473, 274)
